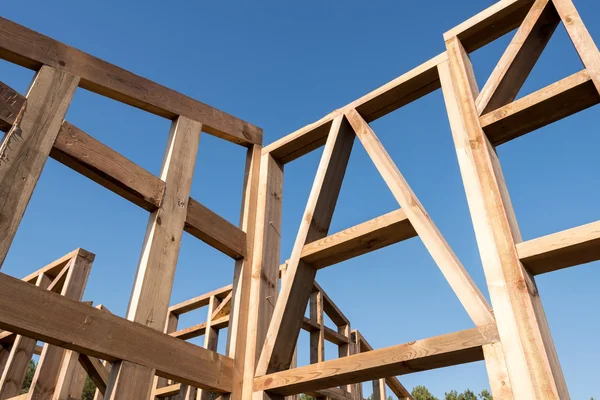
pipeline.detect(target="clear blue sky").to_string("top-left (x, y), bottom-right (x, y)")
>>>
top-left (2, 0), bottom-right (599, 398)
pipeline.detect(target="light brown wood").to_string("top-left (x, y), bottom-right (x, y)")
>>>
top-left (516, 219), bottom-right (600, 275)
top-left (27, 251), bottom-right (93, 400)
top-left (93, 360), bottom-right (111, 400)
top-left (0, 273), bottom-right (51, 399)
top-left (476, 0), bottom-right (560, 115)
top-left (301, 318), bottom-right (349, 346)
top-left (0, 271), bottom-right (234, 393)
top-left (300, 209), bottom-right (417, 269)
top-left (443, 0), bottom-right (536, 52)
top-left (185, 198), bottom-right (247, 259)
top-left (345, 108), bottom-right (495, 328)
top-left (0, 17), bottom-right (262, 146)
top-left (0, 66), bottom-right (79, 268)
top-left (109, 116), bottom-right (201, 397)
top-left (78, 354), bottom-right (109, 395)
top-left (553, 0), bottom-right (600, 94)
top-left (224, 144), bottom-right (262, 400)
top-left (313, 282), bottom-right (350, 328)
top-left (170, 316), bottom-right (229, 341)
top-left (372, 378), bottom-right (386, 400)
top-left (0, 81), bottom-right (24, 132)
top-left (152, 312), bottom-right (179, 399)
top-left (52, 121), bottom-right (165, 211)
top-left (169, 285), bottom-right (232, 315)
top-left (105, 361), bottom-right (154, 400)
top-left (240, 151), bottom-right (283, 400)
top-left (254, 325), bottom-right (499, 395)
top-left (480, 70), bottom-right (599, 145)
top-left (441, 37), bottom-right (568, 399)
top-left (482, 342), bottom-right (514, 400)
top-left (212, 292), bottom-right (232, 320)
top-left (309, 291), bottom-right (325, 364)
top-left (256, 115), bottom-right (354, 376)
top-left (198, 295), bottom-right (222, 400)
top-left (155, 384), bottom-right (181, 398)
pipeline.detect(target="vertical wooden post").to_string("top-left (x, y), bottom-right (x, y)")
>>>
top-left (337, 324), bottom-right (351, 394)
top-left (309, 290), bottom-right (324, 364)
top-left (28, 250), bottom-right (94, 400)
top-left (349, 332), bottom-right (363, 400)
top-left (0, 346), bottom-right (9, 379)
top-left (440, 37), bottom-right (568, 399)
top-left (0, 273), bottom-right (51, 399)
top-left (284, 345), bottom-right (300, 400)
top-left (53, 350), bottom-right (87, 400)
top-left (105, 116), bottom-right (201, 400)
top-left (197, 295), bottom-right (222, 400)
top-left (372, 378), bottom-right (386, 400)
top-left (152, 313), bottom-right (179, 399)
top-left (224, 144), bottom-right (262, 400)
top-left (241, 152), bottom-right (283, 400)
top-left (0, 66), bottom-right (79, 267)
top-left (93, 361), bottom-right (112, 400)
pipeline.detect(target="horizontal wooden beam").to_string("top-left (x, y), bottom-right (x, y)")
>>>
top-left (185, 199), bottom-right (247, 259)
top-left (168, 284), bottom-right (233, 315)
top-left (516, 219), bottom-right (600, 275)
top-left (170, 315), bottom-right (229, 341)
top-left (301, 209), bottom-right (417, 269)
top-left (353, 330), bottom-right (413, 400)
top-left (155, 383), bottom-right (181, 398)
top-left (262, 53), bottom-right (446, 164)
top-left (0, 80), bottom-right (247, 258)
top-left (444, 0), bottom-right (536, 52)
top-left (301, 318), bottom-right (349, 345)
top-left (0, 271), bottom-right (233, 393)
top-left (0, 17), bottom-right (262, 145)
top-left (254, 324), bottom-right (498, 395)
top-left (481, 70), bottom-right (600, 145)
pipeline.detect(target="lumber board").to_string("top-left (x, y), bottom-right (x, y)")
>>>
top-left (481, 70), bottom-right (600, 145)
top-left (0, 271), bottom-right (233, 393)
top-left (254, 325), bottom-right (499, 395)
top-left (256, 115), bottom-right (354, 375)
top-left (27, 251), bottom-right (92, 400)
top-left (263, 53), bottom-right (446, 164)
top-left (301, 318), bottom-right (349, 345)
top-left (211, 292), bottom-right (232, 320)
top-left (0, 17), bottom-right (262, 146)
top-left (476, 0), bottom-right (560, 115)
top-left (444, 0), bottom-right (537, 53)
top-left (198, 295), bottom-right (222, 400)
top-left (0, 274), bottom-right (51, 399)
top-left (516, 219), bottom-right (600, 275)
top-left (304, 388), bottom-right (353, 400)
top-left (169, 284), bottom-right (233, 315)
top-left (301, 209), bottom-right (417, 269)
top-left (155, 383), bottom-right (181, 398)
top-left (345, 108), bottom-right (495, 328)
top-left (240, 152), bottom-right (283, 399)
top-left (185, 198), bottom-right (247, 259)
top-left (0, 66), bottom-right (79, 268)
top-left (0, 80), bottom-right (24, 132)
top-left (78, 354), bottom-right (109, 395)
top-left (170, 316), bottom-right (229, 341)
top-left (442, 37), bottom-right (568, 398)
top-left (309, 291), bottom-right (325, 364)
top-left (312, 281), bottom-right (350, 328)
top-left (51, 121), bottom-right (165, 211)
top-left (353, 330), bottom-right (413, 400)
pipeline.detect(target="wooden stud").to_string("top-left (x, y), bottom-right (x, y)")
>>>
top-left (27, 251), bottom-right (93, 400)
top-left (240, 151), bottom-right (283, 400)
top-left (371, 378), bottom-right (386, 400)
top-left (152, 312), bottom-right (179, 399)
top-left (309, 290), bottom-right (325, 364)
top-left (254, 325), bottom-right (499, 396)
top-left (0, 273), bottom-right (51, 399)
top-left (197, 295), bottom-right (222, 400)
top-left (476, 0), bottom-right (560, 115)
top-left (78, 354), bottom-right (109, 395)
top-left (344, 108), bottom-right (495, 328)
top-left (256, 115), bottom-right (354, 376)
top-left (169, 285), bottom-right (232, 315)
top-left (93, 361), bottom-right (111, 400)
top-left (0, 17), bottom-right (262, 146)
top-left (441, 37), bottom-right (568, 399)
top-left (337, 324), bottom-right (351, 394)
top-left (212, 292), bottom-right (232, 320)
top-left (0, 66), bottom-right (79, 267)
top-left (0, 81), bottom-right (24, 132)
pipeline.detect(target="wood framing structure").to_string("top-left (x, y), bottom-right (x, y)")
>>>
top-left (0, 0), bottom-right (598, 398)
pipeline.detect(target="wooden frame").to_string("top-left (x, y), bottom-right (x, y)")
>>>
top-left (0, 0), bottom-right (597, 398)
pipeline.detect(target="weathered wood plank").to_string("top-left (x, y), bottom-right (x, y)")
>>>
top-left (0, 271), bottom-right (234, 392)
top-left (0, 66), bottom-right (79, 267)
top-left (0, 17), bottom-right (262, 145)
top-left (78, 354), bottom-right (109, 395)
top-left (170, 316), bottom-right (229, 341)
top-left (254, 325), bottom-right (499, 396)
top-left (211, 292), bottom-right (232, 320)
top-left (198, 295), bottom-right (222, 400)
top-left (517, 219), bottom-right (600, 275)
top-left (309, 290), bottom-right (324, 364)
top-left (256, 115), bottom-right (354, 376)
top-left (169, 285), bottom-right (232, 315)
top-left (301, 209), bottom-right (417, 269)
top-left (476, 0), bottom-right (560, 115)
top-left (481, 70), bottom-right (599, 145)
top-left (0, 80), bottom-right (24, 132)
top-left (301, 318), bottom-right (349, 345)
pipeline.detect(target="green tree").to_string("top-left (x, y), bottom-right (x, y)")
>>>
top-left (300, 395), bottom-right (315, 400)
top-left (445, 389), bottom-right (477, 400)
top-left (82, 376), bottom-right (96, 400)
top-left (20, 359), bottom-right (36, 394)
top-left (412, 385), bottom-right (440, 400)
top-left (478, 389), bottom-right (493, 400)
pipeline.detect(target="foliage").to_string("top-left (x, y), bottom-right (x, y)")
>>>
top-left (412, 385), bottom-right (440, 400)
top-left (445, 389), bottom-right (477, 400)
top-left (20, 359), bottom-right (36, 394)
top-left (82, 376), bottom-right (96, 400)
